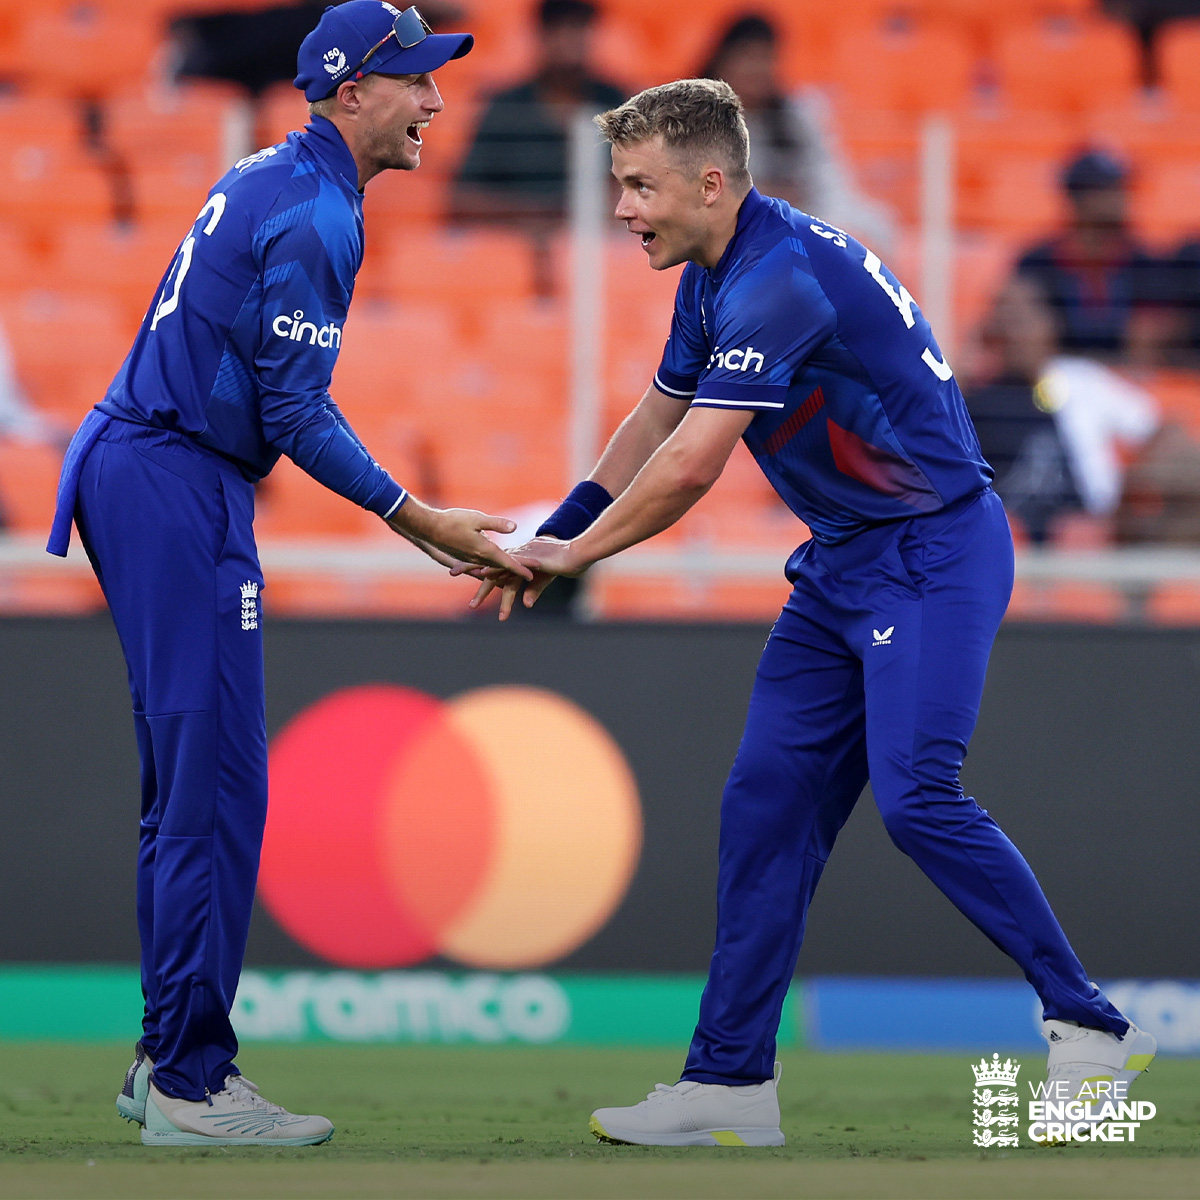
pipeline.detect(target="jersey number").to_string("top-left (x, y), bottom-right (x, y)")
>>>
top-left (149, 193), bottom-right (227, 331)
top-left (862, 250), bottom-right (954, 382)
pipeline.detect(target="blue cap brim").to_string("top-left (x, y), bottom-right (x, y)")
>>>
top-left (367, 31), bottom-right (473, 78)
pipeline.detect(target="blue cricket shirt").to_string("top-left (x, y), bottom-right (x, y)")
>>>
top-left (97, 115), bottom-right (405, 519)
top-left (655, 188), bottom-right (992, 544)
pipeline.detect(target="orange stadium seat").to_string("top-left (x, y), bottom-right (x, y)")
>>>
top-left (1146, 583), bottom-right (1200, 626)
top-left (831, 16), bottom-right (976, 115)
top-left (0, 222), bottom-right (50, 292)
top-left (993, 14), bottom-right (1141, 113)
top-left (252, 457), bottom-right (378, 539)
top-left (1130, 158), bottom-right (1200, 242)
top-left (52, 220), bottom-right (180, 327)
top-left (381, 229), bottom-right (541, 306)
top-left (257, 81), bottom-right (312, 149)
top-left (1006, 579), bottom-right (1128, 623)
top-left (0, 291), bottom-right (128, 422)
top-left (0, 440), bottom-right (67, 535)
top-left (103, 84), bottom-right (250, 180)
top-left (125, 160), bottom-right (217, 226)
top-left (1137, 370), bottom-right (1200, 438)
top-left (15, 1), bottom-right (163, 98)
top-left (0, 95), bottom-right (112, 229)
top-left (1158, 18), bottom-right (1200, 112)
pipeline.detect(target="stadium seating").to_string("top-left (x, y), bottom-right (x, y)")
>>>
top-left (1157, 18), bottom-right (1200, 112)
top-left (992, 13), bottom-right (1141, 113)
top-left (1, 0), bottom-right (1199, 621)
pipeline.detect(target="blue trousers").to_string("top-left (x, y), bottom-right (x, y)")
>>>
top-left (74, 420), bottom-right (266, 1101)
top-left (683, 489), bottom-right (1126, 1085)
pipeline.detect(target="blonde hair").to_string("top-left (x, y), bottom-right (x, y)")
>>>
top-left (595, 78), bottom-right (751, 185)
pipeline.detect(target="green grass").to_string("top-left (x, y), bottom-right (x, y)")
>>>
top-left (0, 1043), bottom-right (1197, 1198)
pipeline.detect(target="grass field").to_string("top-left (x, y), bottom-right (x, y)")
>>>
top-left (0, 1043), bottom-right (1197, 1199)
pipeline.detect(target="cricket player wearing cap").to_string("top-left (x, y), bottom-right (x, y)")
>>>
top-left (473, 79), bottom-right (1157, 1146)
top-left (48, 1), bottom-right (529, 1146)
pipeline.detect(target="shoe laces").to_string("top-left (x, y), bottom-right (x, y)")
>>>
top-left (643, 1082), bottom-right (695, 1104)
top-left (223, 1074), bottom-right (287, 1114)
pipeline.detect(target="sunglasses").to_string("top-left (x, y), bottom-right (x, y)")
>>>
top-left (353, 6), bottom-right (433, 77)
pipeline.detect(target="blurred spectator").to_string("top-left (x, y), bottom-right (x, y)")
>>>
top-left (967, 276), bottom-right (1160, 542)
top-left (1158, 238), bottom-right (1200, 366)
top-left (1103, 0), bottom-right (1200, 85)
top-left (1013, 150), bottom-right (1168, 363)
top-left (697, 14), bottom-right (895, 252)
top-left (170, 2), bottom-right (464, 95)
top-left (451, 0), bottom-right (626, 225)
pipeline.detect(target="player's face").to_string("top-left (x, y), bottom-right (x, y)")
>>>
top-left (611, 138), bottom-right (716, 271)
top-left (359, 71), bottom-right (444, 172)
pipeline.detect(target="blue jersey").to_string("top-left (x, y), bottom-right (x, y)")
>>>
top-left (97, 116), bottom-right (404, 518)
top-left (655, 188), bottom-right (991, 544)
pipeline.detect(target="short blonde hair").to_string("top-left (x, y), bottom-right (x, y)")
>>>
top-left (595, 78), bottom-right (751, 185)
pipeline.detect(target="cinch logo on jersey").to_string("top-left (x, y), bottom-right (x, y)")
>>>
top-left (707, 344), bottom-right (765, 373)
top-left (271, 310), bottom-right (343, 348)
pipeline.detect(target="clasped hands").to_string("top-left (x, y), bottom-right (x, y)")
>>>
top-left (455, 536), bottom-right (586, 621)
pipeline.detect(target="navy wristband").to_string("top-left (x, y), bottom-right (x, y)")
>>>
top-left (537, 481), bottom-right (614, 540)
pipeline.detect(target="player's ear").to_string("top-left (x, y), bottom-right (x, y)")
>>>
top-left (701, 166), bottom-right (724, 207)
top-left (335, 78), bottom-right (364, 115)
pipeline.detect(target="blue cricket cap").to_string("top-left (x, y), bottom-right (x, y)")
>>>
top-left (294, 2), bottom-right (473, 103)
top-left (1063, 149), bottom-right (1129, 193)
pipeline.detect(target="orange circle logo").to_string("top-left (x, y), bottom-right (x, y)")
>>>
top-left (259, 685), bottom-right (643, 969)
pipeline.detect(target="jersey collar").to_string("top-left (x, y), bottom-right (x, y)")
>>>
top-left (301, 115), bottom-right (363, 194)
top-left (709, 187), bottom-right (769, 283)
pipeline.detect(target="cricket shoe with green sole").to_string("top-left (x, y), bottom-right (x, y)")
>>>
top-left (141, 1076), bottom-right (334, 1146)
top-left (1044, 1018), bottom-right (1158, 1102)
top-left (116, 1041), bottom-right (153, 1125)
top-left (590, 1062), bottom-right (784, 1146)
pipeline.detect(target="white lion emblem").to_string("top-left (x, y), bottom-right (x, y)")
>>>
top-left (323, 47), bottom-right (347, 75)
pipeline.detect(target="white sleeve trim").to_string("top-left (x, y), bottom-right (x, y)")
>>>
top-left (692, 396), bottom-right (786, 410)
top-left (381, 489), bottom-right (408, 520)
top-left (653, 372), bottom-right (697, 398)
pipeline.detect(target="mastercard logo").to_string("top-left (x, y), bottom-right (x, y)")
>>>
top-left (259, 684), bottom-right (643, 970)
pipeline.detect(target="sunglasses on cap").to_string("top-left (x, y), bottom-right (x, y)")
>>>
top-left (353, 5), bottom-right (433, 78)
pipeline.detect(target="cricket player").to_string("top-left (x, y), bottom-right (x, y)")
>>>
top-left (47, 2), bottom-right (530, 1146)
top-left (474, 80), bottom-right (1156, 1146)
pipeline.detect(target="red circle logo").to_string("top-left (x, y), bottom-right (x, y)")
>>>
top-left (259, 685), bottom-right (643, 969)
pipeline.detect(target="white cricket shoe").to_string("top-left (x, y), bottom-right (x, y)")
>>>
top-left (1043, 1018), bottom-right (1158, 1101)
top-left (141, 1075), bottom-right (334, 1146)
top-left (116, 1041), bottom-right (153, 1125)
top-left (590, 1063), bottom-right (784, 1147)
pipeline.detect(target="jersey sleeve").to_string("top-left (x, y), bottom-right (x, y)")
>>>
top-left (253, 187), bottom-right (406, 519)
top-left (653, 263), bottom-right (709, 400)
top-left (692, 243), bottom-right (836, 412)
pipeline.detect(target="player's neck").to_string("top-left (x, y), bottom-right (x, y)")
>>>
top-left (691, 192), bottom-right (749, 271)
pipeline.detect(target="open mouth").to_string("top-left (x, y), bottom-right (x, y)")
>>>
top-left (406, 120), bottom-right (429, 147)
top-left (639, 231), bottom-right (656, 248)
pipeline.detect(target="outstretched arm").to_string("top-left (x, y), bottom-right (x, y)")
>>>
top-left (589, 383), bottom-right (692, 496)
top-left (480, 404), bottom-right (753, 618)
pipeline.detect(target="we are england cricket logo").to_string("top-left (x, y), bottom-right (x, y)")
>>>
top-left (971, 1053), bottom-right (1158, 1147)
top-left (972, 1053), bottom-right (1021, 1147)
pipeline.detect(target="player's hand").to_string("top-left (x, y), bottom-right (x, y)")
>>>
top-left (466, 537), bottom-right (584, 621)
top-left (387, 498), bottom-right (533, 580)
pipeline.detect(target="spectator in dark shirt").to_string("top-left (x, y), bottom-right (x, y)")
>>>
top-left (967, 276), bottom-right (1160, 543)
top-left (1014, 150), bottom-right (1165, 362)
top-left (696, 14), bottom-right (895, 251)
top-left (967, 277), bottom-right (1082, 543)
top-left (451, 0), bottom-right (626, 225)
